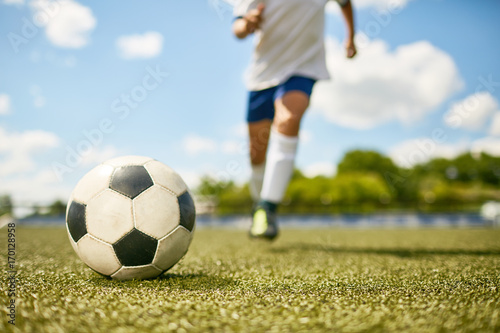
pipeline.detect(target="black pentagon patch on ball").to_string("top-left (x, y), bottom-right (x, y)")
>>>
top-left (67, 201), bottom-right (87, 242)
top-left (178, 191), bottom-right (196, 232)
top-left (110, 165), bottom-right (154, 199)
top-left (113, 228), bottom-right (158, 266)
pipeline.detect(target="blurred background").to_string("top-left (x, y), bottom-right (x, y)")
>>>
top-left (0, 0), bottom-right (499, 223)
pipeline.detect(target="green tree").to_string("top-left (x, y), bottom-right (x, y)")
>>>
top-left (196, 176), bottom-right (232, 198)
top-left (284, 175), bottom-right (333, 212)
top-left (416, 152), bottom-right (500, 185)
top-left (218, 184), bottom-right (252, 214)
top-left (196, 176), bottom-right (252, 214)
top-left (330, 173), bottom-right (393, 208)
top-left (454, 153), bottom-right (480, 182)
top-left (337, 150), bottom-right (399, 177)
top-left (0, 195), bottom-right (13, 216)
top-left (47, 200), bottom-right (67, 216)
top-left (476, 153), bottom-right (500, 185)
top-left (414, 157), bottom-right (454, 180)
top-left (337, 149), bottom-right (418, 205)
top-left (193, 149), bottom-right (500, 214)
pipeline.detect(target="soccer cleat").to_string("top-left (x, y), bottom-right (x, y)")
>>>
top-left (250, 201), bottom-right (278, 240)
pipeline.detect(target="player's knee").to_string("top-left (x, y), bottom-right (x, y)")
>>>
top-left (276, 110), bottom-right (303, 128)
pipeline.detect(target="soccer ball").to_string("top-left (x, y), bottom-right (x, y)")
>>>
top-left (65, 156), bottom-right (196, 280)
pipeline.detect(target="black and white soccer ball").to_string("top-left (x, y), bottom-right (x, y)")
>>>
top-left (65, 156), bottom-right (196, 280)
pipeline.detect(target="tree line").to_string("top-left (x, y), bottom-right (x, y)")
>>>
top-left (197, 149), bottom-right (500, 214)
top-left (0, 196), bottom-right (66, 218)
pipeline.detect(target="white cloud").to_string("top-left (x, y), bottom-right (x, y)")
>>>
top-left (0, 126), bottom-right (122, 216)
top-left (489, 113), bottom-right (500, 136)
top-left (182, 134), bottom-right (246, 156)
top-left (116, 31), bottom-right (163, 59)
top-left (444, 92), bottom-right (500, 131)
top-left (326, 0), bottom-right (411, 15)
top-left (0, 94), bottom-right (11, 115)
top-left (389, 135), bottom-right (500, 168)
top-left (221, 140), bottom-right (245, 155)
top-left (355, 0), bottom-right (410, 8)
top-left (30, 0), bottom-right (97, 48)
top-left (0, 127), bottom-right (60, 176)
top-left (3, 169), bottom-right (73, 216)
top-left (389, 138), bottom-right (468, 168)
top-left (78, 145), bottom-right (119, 167)
top-left (302, 162), bottom-right (337, 178)
top-left (471, 137), bottom-right (500, 156)
top-left (0, 125), bottom-right (125, 217)
top-left (182, 134), bottom-right (217, 156)
top-left (311, 37), bottom-right (463, 129)
top-left (300, 129), bottom-right (313, 144)
top-left (230, 123), bottom-right (248, 138)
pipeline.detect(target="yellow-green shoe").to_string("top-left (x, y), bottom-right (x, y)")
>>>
top-left (250, 202), bottom-right (278, 240)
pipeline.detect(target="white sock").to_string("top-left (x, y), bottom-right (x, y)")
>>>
top-left (249, 163), bottom-right (265, 201)
top-left (260, 130), bottom-right (298, 203)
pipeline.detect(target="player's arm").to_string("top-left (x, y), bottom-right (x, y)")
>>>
top-left (232, 3), bottom-right (265, 39)
top-left (339, 0), bottom-right (357, 58)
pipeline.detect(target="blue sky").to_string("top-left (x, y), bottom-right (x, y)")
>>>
top-left (1, 0), bottom-right (500, 214)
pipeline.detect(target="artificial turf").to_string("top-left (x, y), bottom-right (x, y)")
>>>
top-left (1, 226), bottom-right (499, 332)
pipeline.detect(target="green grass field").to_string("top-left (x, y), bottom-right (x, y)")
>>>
top-left (1, 226), bottom-right (499, 332)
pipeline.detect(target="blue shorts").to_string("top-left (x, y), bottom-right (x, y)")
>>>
top-left (246, 75), bottom-right (316, 123)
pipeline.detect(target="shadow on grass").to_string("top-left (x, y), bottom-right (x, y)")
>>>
top-left (87, 272), bottom-right (237, 291)
top-left (270, 243), bottom-right (500, 258)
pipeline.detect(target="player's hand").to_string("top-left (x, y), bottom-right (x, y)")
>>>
top-left (346, 38), bottom-right (357, 58)
top-left (244, 3), bottom-right (265, 34)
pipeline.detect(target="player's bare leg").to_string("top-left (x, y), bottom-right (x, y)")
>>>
top-left (250, 91), bottom-right (309, 240)
top-left (248, 119), bottom-right (271, 166)
top-left (248, 119), bottom-right (272, 201)
top-left (274, 91), bottom-right (310, 136)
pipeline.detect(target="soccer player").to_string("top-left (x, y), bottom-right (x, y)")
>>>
top-left (233, 0), bottom-right (356, 240)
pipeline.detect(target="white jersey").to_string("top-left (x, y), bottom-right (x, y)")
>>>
top-left (234, 0), bottom-right (348, 91)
